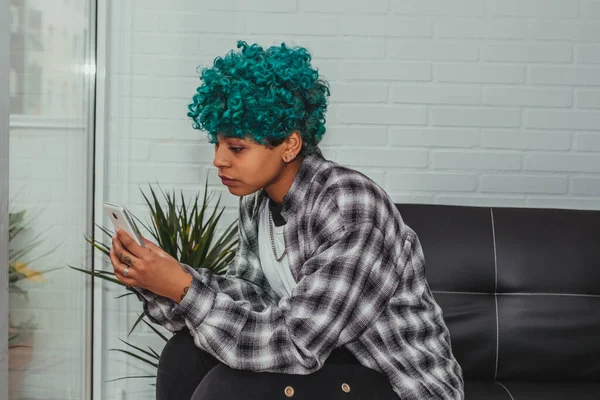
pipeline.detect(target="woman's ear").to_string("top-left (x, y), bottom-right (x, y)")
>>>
top-left (283, 131), bottom-right (303, 162)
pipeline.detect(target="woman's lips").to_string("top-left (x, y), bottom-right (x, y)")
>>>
top-left (219, 176), bottom-right (237, 186)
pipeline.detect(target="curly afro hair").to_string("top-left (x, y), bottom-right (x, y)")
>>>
top-left (187, 41), bottom-right (330, 155)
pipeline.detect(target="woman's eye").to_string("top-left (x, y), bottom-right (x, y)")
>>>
top-left (229, 147), bottom-right (244, 153)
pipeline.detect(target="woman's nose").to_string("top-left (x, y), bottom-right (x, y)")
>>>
top-left (213, 145), bottom-right (229, 169)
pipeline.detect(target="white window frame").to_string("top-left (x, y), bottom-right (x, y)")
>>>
top-left (92, 0), bottom-right (109, 398)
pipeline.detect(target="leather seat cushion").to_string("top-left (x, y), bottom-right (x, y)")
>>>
top-left (465, 381), bottom-right (600, 400)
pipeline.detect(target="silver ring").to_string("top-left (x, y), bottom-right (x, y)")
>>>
top-left (123, 267), bottom-right (130, 278)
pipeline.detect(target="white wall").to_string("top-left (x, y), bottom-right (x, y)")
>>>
top-left (102, 0), bottom-right (600, 398)
top-left (109, 0), bottom-right (600, 212)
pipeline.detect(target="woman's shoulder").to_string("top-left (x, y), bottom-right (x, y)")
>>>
top-left (309, 161), bottom-right (397, 225)
top-left (313, 160), bottom-right (386, 199)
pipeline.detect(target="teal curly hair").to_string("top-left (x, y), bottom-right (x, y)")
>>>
top-left (187, 41), bottom-right (330, 155)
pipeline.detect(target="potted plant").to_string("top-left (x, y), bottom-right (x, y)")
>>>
top-left (72, 182), bottom-right (237, 383)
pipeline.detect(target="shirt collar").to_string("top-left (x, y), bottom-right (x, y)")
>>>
top-left (250, 147), bottom-right (326, 219)
top-left (280, 147), bottom-right (325, 220)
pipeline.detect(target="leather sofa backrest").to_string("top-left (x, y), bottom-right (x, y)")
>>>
top-left (396, 204), bottom-right (600, 381)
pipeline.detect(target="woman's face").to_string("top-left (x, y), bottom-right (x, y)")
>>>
top-left (213, 134), bottom-right (286, 197)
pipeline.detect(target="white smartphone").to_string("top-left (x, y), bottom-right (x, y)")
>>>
top-left (103, 202), bottom-right (145, 247)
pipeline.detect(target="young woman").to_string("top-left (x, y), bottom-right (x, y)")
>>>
top-left (110, 41), bottom-right (464, 399)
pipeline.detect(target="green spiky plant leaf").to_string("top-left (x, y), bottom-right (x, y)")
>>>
top-left (72, 180), bottom-right (238, 384)
top-left (8, 208), bottom-right (60, 343)
top-left (8, 209), bottom-right (60, 298)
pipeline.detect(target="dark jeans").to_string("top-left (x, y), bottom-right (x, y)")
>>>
top-left (157, 329), bottom-right (397, 400)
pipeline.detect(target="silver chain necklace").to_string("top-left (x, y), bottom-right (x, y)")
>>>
top-left (268, 210), bottom-right (287, 261)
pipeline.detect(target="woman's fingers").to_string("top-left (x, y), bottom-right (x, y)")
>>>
top-left (141, 237), bottom-right (169, 258)
top-left (141, 237), bottom-right (158, 249)
top-left (116, 229), bottom-right (148, 258)
top-left (109, 248), bottom-right (130, 276)
top-left (109, 248), bottom-right (137, 286)
top-left (112, 233), bottom-right (139, 268)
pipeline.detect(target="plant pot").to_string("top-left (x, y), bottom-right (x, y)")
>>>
top-left (8, 326), bottom-right (35, 400)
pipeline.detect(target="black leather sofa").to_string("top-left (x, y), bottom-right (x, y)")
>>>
top-left (397, 204), bottom-right (600, 400)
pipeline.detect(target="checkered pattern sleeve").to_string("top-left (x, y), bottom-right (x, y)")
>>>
top-left (129, 197), bottom-right (278, 332)
top-left (169, 220), bottom-right (400, 373)
top-left (126, 286), bottom-right (182, 332)
top-left (187, 196), bottom-right (280, 309)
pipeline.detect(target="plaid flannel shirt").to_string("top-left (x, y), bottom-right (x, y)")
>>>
top-left (131, 150), bottom-right (464, 399)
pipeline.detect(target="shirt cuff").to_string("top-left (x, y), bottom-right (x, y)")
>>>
top-left (169, 276), bottom-right (216, 327)
top-left (126, 284), bottom-right (153, 301)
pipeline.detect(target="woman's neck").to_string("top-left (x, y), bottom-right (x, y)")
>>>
top-left (264, 156), bottom-right (304, 205)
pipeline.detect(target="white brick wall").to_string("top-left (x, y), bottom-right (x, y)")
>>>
top-left (103, 0), bottom-right (600, 397)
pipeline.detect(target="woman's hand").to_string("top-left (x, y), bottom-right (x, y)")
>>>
top-left (109, 229), bottom-right (193, 303)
